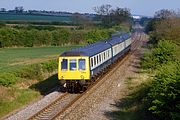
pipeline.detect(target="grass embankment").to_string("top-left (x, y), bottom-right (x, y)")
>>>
top-left (117, 73), bottom-right (151, 120)
top-left (106, 68), bottom-right (152, 120)
top-left (0, 46), bottom-right (79, 117)
top-left (112, 40), bottom-right (180, 120)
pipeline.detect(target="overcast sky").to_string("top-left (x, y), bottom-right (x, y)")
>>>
top-left (0, 0), bottom-right (180, 16)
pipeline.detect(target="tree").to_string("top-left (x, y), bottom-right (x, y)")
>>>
top-left (0, 8), bottom-right (6, 12)
top-left (154, 9), bottom-right (175, 19)
top-left (146, 9), bottom-right (180, 45)
top-left (94, 4), bottom-right (112, 27)
top-left (94, 4), bottom-right (131, 28)
top-left (144, 61), bottom-right (180, 120)
top-left (94, 4), bottom-right (112, 15)
top-left (110, 7), bottom-right (131, 25)
top-left (15, 6), bottom-right (24, 13)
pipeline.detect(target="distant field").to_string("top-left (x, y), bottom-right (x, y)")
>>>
top-left (0, 46), bottom-right (80, 72)
top-left (0, 13), bottom-right (72, 22)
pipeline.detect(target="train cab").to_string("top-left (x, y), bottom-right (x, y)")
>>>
top-left (58, 55), bottom-right (90, 81)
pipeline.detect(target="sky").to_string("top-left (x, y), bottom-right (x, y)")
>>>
top-left (0, 0), bottom-right (180, 16)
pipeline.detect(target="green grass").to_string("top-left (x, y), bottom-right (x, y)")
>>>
top-left (0, 13), bottom-right (72, 22)
top-left (176, 45), bottom-right (180, 60)
top-left (105, 70), bottom-right (151, 120)
top-left (0, 46), bottom-right (80, 72)
top-left (0, 87), bottom-right (40, 117)
top-left (105, 87), bottom-right (146, 120)
top-left (0, 74), bottom-right (59, 118)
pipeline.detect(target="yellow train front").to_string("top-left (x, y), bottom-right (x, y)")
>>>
top-left (58, 54), bottom-right (90, 91)
top-left (58, 56), bottom-right (90, 80)
top-left (58, 33), bottom-right (132, 92)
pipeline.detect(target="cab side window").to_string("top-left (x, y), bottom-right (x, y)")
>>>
top-left (70, 59), bottom-right (77, 71)
top-left (78, 59), bottom-right (86, 70)
top-left (61, 59), bottom-right (68, 71)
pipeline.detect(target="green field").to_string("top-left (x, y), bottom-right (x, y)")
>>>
top-left (0, 45), bottom-right (81, 117)
top-left (0, 13), bottom-right (72, 22)
top-left (0, 46), bottom-right (79, 72)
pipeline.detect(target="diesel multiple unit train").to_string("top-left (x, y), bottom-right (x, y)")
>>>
top-left (58, 32), bottom-right (132, 91)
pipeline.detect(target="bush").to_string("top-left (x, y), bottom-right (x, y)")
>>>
top-left (16, 64), bottom-right (43, 81)
top-left (14, 59), bottom-right (58, 81)
top-left (85, 29), bottom-right (111, 44)
top-left (0, 26), bottom-right (115, 47)
top-left (143, 61), bottom-right (180, 120)
top-left (142, 40), bottom-right (176, 69)
top-left (0, 59), bottom-right (58, 87)
top-left (0, 73), bottom-right (18, 87)
top-left (41, 59), bottom-right (58, 73)
top-left (69, 30), bottom-right (86, 44)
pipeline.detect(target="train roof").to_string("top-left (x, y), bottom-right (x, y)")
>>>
top-left (108, 33), bottom-right (131, 45)
top-left (123, 33), bottom-right (131, 39)
top-left (60, 41), bottom-right (111, 57)
top-left (60, 32), bottom-right (131, 57)
top-left (107, 36), bottom-right (124, 45)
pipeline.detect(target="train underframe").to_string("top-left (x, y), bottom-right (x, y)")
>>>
top-left (59, 80), bottom-right (91, 93)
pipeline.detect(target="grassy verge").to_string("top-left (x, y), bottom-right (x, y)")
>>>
top-left (0, 73), bottom-right (59, 117)
top-left (0, 86), bottom-right (40, 117)
top-left (118, 75), bottom-right (151, 120)
top-left (0, 65), bottom-right (59, 117)
top-left (105, 70), bottom-right (152, 120)
top-left (176, 45), bottom-right (180, 60)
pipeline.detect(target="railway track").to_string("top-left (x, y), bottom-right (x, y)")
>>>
top-left (28, 32), bottom-right (143, 120)
top-left (28, 93), bottom-right (80, 120)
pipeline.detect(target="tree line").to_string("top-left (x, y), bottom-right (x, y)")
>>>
top-left (94, 4), bottom-right (132, 28)
top-left (146, 9), bottom-right (180, 45)
top-left (141, 9), bottom-right (180, 120)
top-left (0, 27), bottom-right (114, 48)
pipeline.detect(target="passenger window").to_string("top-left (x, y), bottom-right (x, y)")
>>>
top-left (79, 59), bottom-right (86, 70)
top-left (97, 55), bottom-right (99, 64)
top-left (106, 52), bottom-right (107, 58)
top-left (108, 51), bottom-right (109, 58)
top-left (91, 58), bottom-right (93, 67)
top-left (61, 59), bottom-right (68, 71)
top-left (104, 52), bottom-right (106, 60)
top-left (99, 54), bottom-right (101, 62)
top-left (94, 57), bottom-right (96, 66)
top-left (70, 59), bottom-right (77, 71)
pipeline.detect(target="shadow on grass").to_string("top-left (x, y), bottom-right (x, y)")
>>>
top-left (104, 85), bottom-right (149, 120)
top-left (29, 74), bottom-right (65, 95)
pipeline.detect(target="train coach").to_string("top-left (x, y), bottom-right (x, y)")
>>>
top-left (58, 32), bottom-right (132, 91)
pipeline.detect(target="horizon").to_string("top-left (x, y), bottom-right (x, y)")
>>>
top-left (0, 0), bottom-right (180, 16)
top-left (0, 7), bottom-right (152, 17)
